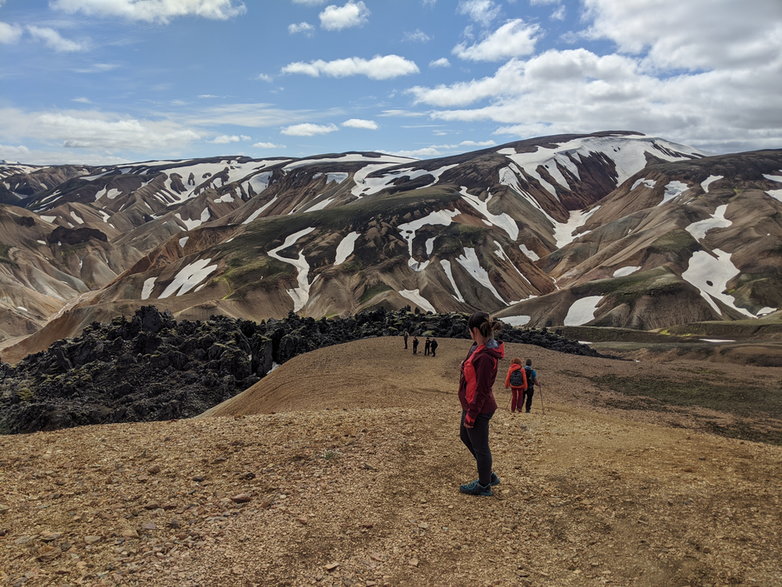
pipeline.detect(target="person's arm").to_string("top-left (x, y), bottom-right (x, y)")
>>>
top-left (464, 354), bottom-right (495, 426)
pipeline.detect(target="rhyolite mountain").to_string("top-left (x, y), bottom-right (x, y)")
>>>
top-left (1, 131), bottom-right (781, 358)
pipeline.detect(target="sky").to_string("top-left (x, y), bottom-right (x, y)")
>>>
top-left (0, 0), bottom-right (781, 165)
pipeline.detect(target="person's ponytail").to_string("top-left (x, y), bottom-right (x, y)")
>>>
top-left (468, 312), bottom-right (503, 339)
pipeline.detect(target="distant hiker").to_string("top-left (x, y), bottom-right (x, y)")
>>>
top-left (403, 330), bottom-right (409, 349)
top-left (412, 336), bottom-right (419, 355)
top-left (522, 359), bottom-right (539, 413)
top-left (504, 357), bottom-right (528, 414)
top-left (430, 338), bottom-right (438, 357)
top-left (458, 312), bottom-right (505, 496)
top-left (424, 337), bottom-right (431, 356)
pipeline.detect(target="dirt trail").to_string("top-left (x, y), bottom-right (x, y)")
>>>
top-left (0, 337), bottom-right (780, 586)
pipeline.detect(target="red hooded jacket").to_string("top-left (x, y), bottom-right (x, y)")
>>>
top-left (458, 340), bottom-right (505, 426)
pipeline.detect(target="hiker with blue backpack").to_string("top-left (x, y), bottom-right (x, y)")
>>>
top-left (522, 358), bottom-right (539, 413)
top-left (457, 312), bottom-right (505, 497)
top-left (504, 357), bottom-right (528, 413)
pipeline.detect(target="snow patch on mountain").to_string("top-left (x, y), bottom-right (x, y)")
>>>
top-left (613, 266), bottom-right (641, 278)
top-left (681, 249), bottom-right (753, 318)
top-left (518, 244), bottom-right (539, 261)
top-left (246, 171), bottom-right (272, 195)
top-left (175, 208), bottom-right (211, 231)
top-left (500, 315), bottom-right (531, 327)
top-left (352, 162), bottom-right (457, 198)
top-left (306, 196), bottom-right (335, 212)
top-left (764, 173), bottom-right (782, 202)
top-left (159, 258), bottom-right (218, 298)
top-left (70, 211), bottom-right (84, 224)
top-left (455, 247), bottom-right (505, 303)
top-left (685, 204), bottom-right (731, 241)
top-left (399, 289), bottom-right (436, 314)
top-left (334, 231), bottom-right (360, 265)
top-left (553, 207), bottom-right (599, 249)
top-left (494, 242), bottom-right (531, 286)
top-left (440, 260), bottom-right (466, 303)
top-left (398, 209), bottom-right (459, 271)
top-left (661, 181), bottom-right (690, 205)
top-left (325, 172), bottom-right (348, 184)
top-left (268, 227), bottom-right (317, 312)
top-left (564, 295), bottom-right (603, 326)
top-left (459, 186), bottom-right (518, 241)
top-left (214, 194), bottom-right (235, 203)
top-left (94, 187), bottom-right (122, 201)
top-left (631, 178), bottom-right (656, 190)
top-left (178, 236), bottom-right (189, 248)
top-left (242, 196), bottom-right (278, 225)
top-left (700, 175), bottom-right (723, 192)
top-left (141, 277), bottom-right (157, 300)
top-left (499, 165), bottom-right (558, 225)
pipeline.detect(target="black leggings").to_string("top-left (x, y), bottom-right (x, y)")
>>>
top-left (460, 411), bottom-right (493, 485)
top-left (523, 388), bottom-right (534, 412)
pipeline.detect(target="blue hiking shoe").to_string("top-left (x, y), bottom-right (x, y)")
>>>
top-left (489, 472), bottom-right (501, 486)
top-left (459, 480), bottom-right (493, 496)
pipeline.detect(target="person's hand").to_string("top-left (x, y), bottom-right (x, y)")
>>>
top-left (464, 422), bottom-right (474, 429)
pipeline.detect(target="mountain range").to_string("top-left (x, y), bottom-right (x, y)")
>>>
top-left (1, 130), bottom-right (781, 360)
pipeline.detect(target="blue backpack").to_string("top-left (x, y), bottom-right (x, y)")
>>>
top-left (509, 368), bottom-right (525, 387)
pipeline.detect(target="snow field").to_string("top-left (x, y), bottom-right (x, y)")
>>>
top-left (763, 173), bottom-right (782, 202)
top-left (631, 178), bottom-right (656, 190)
top-left (439, 260), bottom-right (466, 303)
top-left (267, 227), bottom-right (317, 312)
top-left (660, 181), bottom-right (690, 205)
top-left (175, 208), bottom-right (211, 231)
top-left (494, 241), bottom-right (531, 285)
top-left (518, 244), bottom-right (539, 261)
top-left (681, 249), bottom-right (753, 318)
top-left (334, 231), bottom-right (360, 265)
top-left (685, 204), bottom-right (731, 242)
top-left (397, 209), bottom-right (460, 272)
top-left (700, 175), bottom-right (723, 192)
top-left (94, 187), bottom-right (122, 201)
top-left (499, 315), bottom-right (531, 327)
top-left (459, 186), bottom-right (518, 240)
top-left (398, 289), bottom-right (436, 314)
top-left (178, 237), bottom-right (189, 248)
top-left (455, 247), bottom-right (505, 303)
top-left (158, 259), bottom-right (218, 298)
top-left (141, 277), bottom-right (157, 300)
top-left (242, 196), bottom-right (278, 225)
top-left (351, 162), bottom-right (457, 198)
top-left (612, 266), bottom-right (641, 278)
top-left (563, 295), bottom-right (604, 326)
top-left (70, 211), bottom-right (84, 224)
top-left (214, 194), bottom-right (235, 204)
top-left (552, 207), bottom-right (599, 249)
top-left (306, 196), bottom-right (335, 212)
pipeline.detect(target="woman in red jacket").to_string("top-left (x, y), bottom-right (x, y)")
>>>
top-left (504, 357), bottom-right (528, 413)
top-left (458, 312), bottom-right (505, 496)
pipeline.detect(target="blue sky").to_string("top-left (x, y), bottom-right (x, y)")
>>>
top-left (1, 0), bottom-right (781, 165)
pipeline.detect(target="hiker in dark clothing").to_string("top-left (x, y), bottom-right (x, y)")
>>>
top-left (522, 359), bottom-right (539, 413)
top-left (424, 337), bottom-right (431, 356)
top-left (430, 338), bottom-right (438, 357)
top-left (403, 330), bottom-right (409, 349)
top-left (458, 312), bottom-right (505, 497)
top-left (412, 336), bottom-right (419, 355)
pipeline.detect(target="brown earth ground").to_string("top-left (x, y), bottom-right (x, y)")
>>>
top-left (0, 337), bottom-right (780, 586)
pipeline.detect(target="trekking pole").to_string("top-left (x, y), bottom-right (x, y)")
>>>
top-left (538, 382), bottom-right (546, 415)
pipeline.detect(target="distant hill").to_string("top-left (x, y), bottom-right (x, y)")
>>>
top-left (1, 131), bottom-right (781, 358)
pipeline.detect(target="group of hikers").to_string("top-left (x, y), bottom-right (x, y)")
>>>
top-left (402, 331), bottom-right (439, 357)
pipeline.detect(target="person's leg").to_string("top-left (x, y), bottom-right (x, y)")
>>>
top-left (525, 389), bottom-right (534, 412)
top-left (459, 411), bottom-right (475, 457)
top-left (466, 413), bottom-right (492, 486)
top-left (512, 388), bottom-right (522, 412)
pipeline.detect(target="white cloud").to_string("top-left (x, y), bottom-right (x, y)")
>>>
top-left (292, 0), bottom-right (324, 4)
top-left (342, 118), bottom-right (378, 130)
top-left (429, 57), bottom-right (450, 68)
top-left (72, 97), bottom-right (92, 104)
top-left (288, 21), bottom-right (314, 34)
top-left (408, 42), bottom-right (782, 153)
top-left (404, 29), bottom-right (431, 43)
top-left (26, 25), bottom-right (87, 52)
top-left (0, 21), bottom-right (22, 44)
top-left (457, 0), bottom-right (500, 26)
top-left (0, 107), bottom-right (201, 155)
top-left (74, 63), bottom-right (119, 74)
top-left (584, 0), bottom-right (782, 70)
top-left (253, 141), bottom-right (285, 149)
top-left (392, 139), bottom-right (495, 158)
top-left (319, 1), bottom-right (369, 30)
top-left (282, 54), bottom-right (419, 80)
top-left (212, 134), bottom-right (250, 144)
top-left (0, 144), bottom-right (31, 160)
top-left (281, 123), bottom-right (339, 136)
top-left (198, 94), bottom-right (219, 99)
top-left (551, 6), bottom-right (565, 20)
top-left (50, 0), bottom-right (246, 24)
top-left (453, 19), bottom-right (539, 61)
top-left (257, 73), bottom-right (273, 82)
